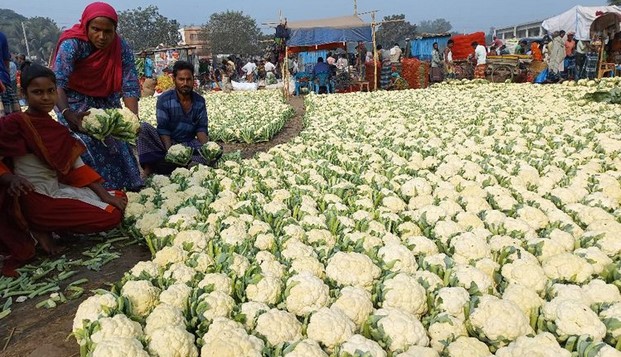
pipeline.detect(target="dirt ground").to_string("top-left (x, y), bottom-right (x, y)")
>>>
top-left (0, 95), bottom-right (306, 357)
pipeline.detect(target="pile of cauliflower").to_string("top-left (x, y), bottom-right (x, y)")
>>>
top-left (74, 79), bottom-right (621, 356)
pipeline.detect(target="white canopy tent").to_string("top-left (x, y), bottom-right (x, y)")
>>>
top-left (542, 5), bottom-right (621, 40)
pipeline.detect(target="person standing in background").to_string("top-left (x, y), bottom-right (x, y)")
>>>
top-left (444, 40), bottom-right (455, 80)
top-left (430, 42), bottom-right (443, 83)
top-left (471, 41), bottom-right (488, 79)
top-left (0, 32), bottom-right (21, 117)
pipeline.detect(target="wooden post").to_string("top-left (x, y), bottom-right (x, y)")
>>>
top-left (284, 46), bottom-right (290, 98)
top-left (372, 12), bottom-right (378, 91)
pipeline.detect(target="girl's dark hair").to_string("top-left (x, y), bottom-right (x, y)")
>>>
top-left (173, 60), bottom-right (194, 77)
top-left (20, 64), bottom-right (56, 90)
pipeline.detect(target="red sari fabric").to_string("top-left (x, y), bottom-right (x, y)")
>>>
top-left (51, 2), bottom-right (122, 97)
top-left (0, 112), bottom-right (120, 276)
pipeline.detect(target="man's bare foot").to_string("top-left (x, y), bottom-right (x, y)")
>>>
top-left (31, 231), bottom-right (66, 255)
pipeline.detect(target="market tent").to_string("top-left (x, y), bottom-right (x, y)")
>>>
top-left (410, 35), bottom-right (451, 61)
top-left (287, 15), bottom-right (372, 47)
top-left (542, 5), bottom-right (621, 40)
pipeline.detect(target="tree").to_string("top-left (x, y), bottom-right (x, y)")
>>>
top-left (117, 6), bottom-right (181, 52)
top-left (201, 11), bottom-right (263, 56)
top-left (0, 9), bottom-right (60, 63)
top-left (608, 0), bottom-right (621, 5)
top-left (416, 18), bottom-right (453, 35)
top-left (376, 14), bottom-right (417, 48)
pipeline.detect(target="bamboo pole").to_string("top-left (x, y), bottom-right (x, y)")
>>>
top-left (372, 12), bottom-right (378, 91)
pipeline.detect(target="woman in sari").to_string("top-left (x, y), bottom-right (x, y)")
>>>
top-left (51, 2), bottom-right (142, 191)
top-left (378, 45), bottom-right (392, 89)
top-left (0, 65), bottom-right (126, 276)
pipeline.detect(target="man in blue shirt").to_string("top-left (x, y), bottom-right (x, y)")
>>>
top-left (312, 57), bottom-right (332, 94)
top-left (0, 32), bottom-right (21, 116)
top-left (138, 60), bottom-right (217, 175)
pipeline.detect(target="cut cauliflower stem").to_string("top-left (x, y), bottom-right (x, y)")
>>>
top-left (381, 273), bottom-right (427, 317)
top-left (147, 325), bottom-right (198, 357)
top-left (341, 334), bottom-right (387, 357)
top-left (372, 308), bottom-right (429, 352)
top-left (91, 337), bottom-right (149, 357)
top-left (494, 332), bottom-right (571, 357)
top-left (254, 308), bottom-right (303, 346)
top-left (285, 273), bottom-right (330, 316)
top-left (73, 293), bottom-right (118, 332)
top-left (306, 307), bottom-right (355, 351)
top-left (468, 295), bottom-right (534, 348)
top-left (121, 280), bottom-right (161, 318)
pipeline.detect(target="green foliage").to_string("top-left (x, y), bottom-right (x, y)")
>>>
top-left (583, 88), bottom-right (621, 104)
top-left (117, 5), bottom-right (181, 52)
top-left (417, 18), bottom-right (453, 35)
top-left (376, 14), bottom-right (416, 48)
top-left (201, 11), bottom-right (263, 55)
top-left (0, 9), bottom-right (60, 64)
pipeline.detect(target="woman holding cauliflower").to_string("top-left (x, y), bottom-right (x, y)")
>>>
top-left (0, 65), bottom-right (126, 276)
top-left (51, 2), bottom-right (143, 191)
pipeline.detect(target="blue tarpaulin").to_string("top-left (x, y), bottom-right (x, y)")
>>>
top-left (287, 15), bottom-right (372, 47)
top-left (410, 36), bottom-right (451, 61)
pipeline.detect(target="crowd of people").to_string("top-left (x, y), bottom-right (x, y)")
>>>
top-left (0, 2), bottom-right (218, 276)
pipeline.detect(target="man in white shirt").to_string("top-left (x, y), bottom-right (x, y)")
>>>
top-left (241, 60), bottom-right (257, 82)
top-left (471, 41), bottom-right (487, 79)
top-left (264, 60), bottom-right (277, 82)
top-left (389, 43), bottom-right (402, 63)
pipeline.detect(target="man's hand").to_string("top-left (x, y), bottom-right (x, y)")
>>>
top-left (5, 175), bottom-right (34, 197)
top-left (64, 110), bottom-right (90, 132)
top-left (103, 194), bottom-right (128, 212)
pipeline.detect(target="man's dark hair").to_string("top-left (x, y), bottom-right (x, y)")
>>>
top-left (376, 44), bottom-right (382, 50)
top-left (447, 39), bottom-right (454, 45)
top-left (317, 57), bottom-right (324, 63)
top-left (173, 60), bottom-right (194, 77)
top-left (20, 64), bottom-right (56, 90)
top-left (471, 41), bottom-right (479, 47)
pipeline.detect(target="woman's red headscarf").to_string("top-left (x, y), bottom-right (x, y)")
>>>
top-left (52, 2), bottom-right (122, 98)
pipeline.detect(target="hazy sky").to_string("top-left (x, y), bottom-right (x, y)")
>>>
top-left (3, 0), bottom-right (609, 33)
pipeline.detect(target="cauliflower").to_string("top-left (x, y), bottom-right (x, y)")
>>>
top-left (240, 301), bottom-right (270, 329)
top-left (434, 287), bottom-right (470, 320)
top-left (542, 253), bottom-right (594, 284)
top-left (502, 284), bottom-right (544, 317)
top-left (468, 296), bottom-right (534, 347)
top-left (255, 308), bottom-right (303, 346)
top-left (246, 274), bottom-right (282, 305)
top-left (542, 298), bottom-right (606, 341)
top-left (91, 337), bottom-right (149, 357)
top-left (173, 230), bottom-right (208, 251)
top-left (153, 246), bottom-right (187, 267)
top-left (325, 251), bottom-right (381, 289)
top-left (372, 308), bottom-right (429, 351)
top-left (159, 283), bottom-right (192, 312)
top-left (406, 236), bottom-right (440, 256)
top-left (574, 247), bottom-right (614, 275)
top-left (494, 332), bottom-right (571, 357)
top-left (600, 302), bottom-right (621, 340)
top-left (445, 336), bottom-right (492, 357)
top-left (451, 265), bottom-right (494, 294)
top-left (163, 263), bottom-right (196, 284)
top-left (144, 304), bottom-right (186, 336)
top-left (200, 317), bottom-right (263, 357)
top-left (73, 293), bottom-right (118, 332)
top-left (583, 279), bottom-right (621, 306)
top-left (331, 286), bottom-right (374, 328)
top-left (147, 325), bottom-right (198, 357)
top-left (284, 339), bottom-right (328, 357)
top-left (378, 243), bottom-right (418, 274)
top-left (290, 256), bottom-right (325, 278)
top-left (306, 307), bottom-right (355, 351)
top-left (198, 291), bottom-right (235, 321)
top-left (381, 273), bottom-right (427, 317)
top-left (198, 273), bottom-right (233, 295)
top-left (449, 232), bottom-right (491, 264)
top-left (129, 261), bottom-right (160, 278)
top-left (500, 259), bottom-right (548, 293)
top-left (285, 273), bottom-right (330, 316)
top-left (428, 313), bottom-right (467, 351)
top-left (90, 314), bottom-right (144, 344)
top-left (396, 346), bottom-right (440, 357)
top-left (340, 334), bottom-right (386, 357)
top-left (121, 280), bottom-right (161, 318)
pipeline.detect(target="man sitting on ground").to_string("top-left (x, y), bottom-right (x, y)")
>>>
top-left (138, 60), bottom-right (218, 176)
top-left (312, 57), bottom-right (332, 94)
